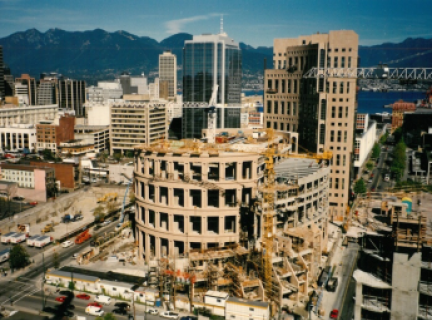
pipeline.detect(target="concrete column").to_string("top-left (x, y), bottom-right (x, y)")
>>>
top-left (219, 190), bottom-right (224, 208)
top-left (353, 282), bottom-right (362, 320)
top-left (168, 213), bottom-right (173, 232)
top-left (169, 240), bottom-right (174, 258)
top-left (168, 188), bottom-right (174, 207)
top-left (202, 162), bottom-right (209, 181)
top-left (138, 229), bottom-right (144, 260)
top-left (145, 233), bottom-right (150, 262)
top-left (220, 162), bottom-right (225, 180)
top-left (144, 184), bottom-right (149, 201)
top-left (202, 190), bottom-right (207, 209)
top-left (155, 186), bottom-right (160, 204)
top-left (9, 133), bottom-right (13, 150)
top-left (155, 237), bottom-right (161, 259)
top-left (0, 133), bottom-right (3, 151)
top-left (236, 162), bottom-right (242, 181)
top-left (155, 211), bottom-right (160, 230)
top-left (144, 158), bottom-right (149, 175)
top-left (219, 216), bottom-right (224, 234)
top-left (15, 133), bottom-right (19, 150)
top-left (202, 216), bottom-right (207, 235)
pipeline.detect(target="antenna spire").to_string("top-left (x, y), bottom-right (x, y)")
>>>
top-left (220, 15), bottom-right (224, 34)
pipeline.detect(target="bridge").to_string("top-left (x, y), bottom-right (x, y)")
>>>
top-left (303, 67), bottom-right (432, 80)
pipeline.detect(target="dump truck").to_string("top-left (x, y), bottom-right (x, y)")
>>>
top-left (34, 236), bottom-right (52, 248)
top-left (41, 223), bottom-right (54, 233)
top-left (27, 235), bottom-right (42, 246)
top-left (75, 230), bottom-right (91, 244)
top-left (1, 232), bottom-right (17, 244)
top-left (327, 277), bottom-right (339, 292)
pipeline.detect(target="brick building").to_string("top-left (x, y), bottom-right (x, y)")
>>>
top-left (392, 100), bottom-right (416, 132)
top-left (36, 114), bottom-right (75, 153)
top-left (30, 161), bottom-right (78, 190)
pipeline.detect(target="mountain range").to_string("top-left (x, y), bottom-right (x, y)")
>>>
top-left (0, 28), bottom-right (431, 84)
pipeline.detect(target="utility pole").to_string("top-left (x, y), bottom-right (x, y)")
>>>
top-left (42, 253), bottom-right (46, 309)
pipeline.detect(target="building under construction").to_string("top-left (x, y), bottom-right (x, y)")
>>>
top-left (133, 128), bottom-right (332, 314)
top-left (352, 196), bottom-right (432, 320)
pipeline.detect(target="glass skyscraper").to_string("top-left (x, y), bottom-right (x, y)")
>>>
top-left (182, 33), bottom-right (242, 139)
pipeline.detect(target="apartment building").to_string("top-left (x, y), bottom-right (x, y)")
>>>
top-left (264, 30), bottom-right (358, 219)
top-left (110, 96), bottom-right (167, 155)
top-left (0, 124), bottom-right (37, 153)
top-left (159, 51), bottom-right (177, 101)
top-left (353, 114), bottom-right (377, 177)
top-left (0, 164), bottom-right (55, 201)
top-left (59, 79), bottom-right (86, 116)
top-left (36, 114), bottom-right (75, 153)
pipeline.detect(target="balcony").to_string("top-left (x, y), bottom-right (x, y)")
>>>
top-left (419, 281), bottom-right (432, 296)
top-left (361, 295), bottom-right (390, 313)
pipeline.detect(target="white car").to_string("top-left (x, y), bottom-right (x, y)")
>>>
top-left (62, 240), bottom-right (73, 248)
top-left (86, 306), bottom-right (104, 316)
top-left (147, 308), bottom-right (158, 315)
top-left (160, 311), bottom-right (179, 319)
top-left (384, 174), bottom-right (390, 182)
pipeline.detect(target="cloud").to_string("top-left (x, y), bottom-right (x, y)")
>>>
top-left (165, 13), bottom-right (221, 34)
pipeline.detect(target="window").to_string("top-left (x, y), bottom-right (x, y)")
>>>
top-left (275, 80), bottom-right (279, 92)
top-left (287, 79), bottom-right (291, 93)
top-left (330, 130), bottom-right (335, 142)
top-left (274, 101), bottom-right (278, 114)
top-left (113, 287), bottom-right (117, 291)
top-left (267, 79), bottom-right (272, 89)
top-left (267, 101), bottom-right (271, 113)
top-left (319, 49), bottom-right (325, 68)
top-left (327, 56), bottom-right (331, 67)
top-left (348, 56), bottom-right (352, 68)
top-left (320, 99), bottom-right (327, 120)
top-left (267, 121), bottom-right (271, 128)
top-left (343, 155), bottom-right (346, 166)
top-left (249, 308), bottom-right (255, 311)
top-left (287, 123), bottom-right (290, 131)
top-left (340, 82), bottom-right (344, 94)
top-left (333, 82), bottom-right (337, 94)
top-left (337, 131), bottom-right (342, 142)
top-left (342, 178), bottom-right (345, 190)
top-left (293, 102), bottom-right (297, 115)
top-left (273, 122), bottom-right (277, 129)
top-left (338, 107), bottom-right (343, 118)
top-left (345, 106), bottom-right (349, 118)
top-left (329, 178), bottom-right (332, 188)
top-left (335, 178), bottom-right (339, 189)
top-left (287, 102), bottom-right (291, 115)
top-left (336, 154), bottom-right (340, 166)
top-left (318, 78), bottom-right (324, 92)
top-left (334, 57), bottom-right (338, 68)
top-left (282, 80), bottom-right (286, 93)
top-left (281, 101), bottom-right (285, 114)
top-left (331, 107), bottom-right (336, 118)
top-left (341, 57), bottom-right (345, 68)
top-left (294, 80), bottom-right (298, 93)
top-left (217, 299), bottom-right (222, 303)
top-left (347, 82), bottom-right (350, 93)
top-left (319, 124), bottom-right (325, 144)
top-left (344, 131), bottom-right (347, 142)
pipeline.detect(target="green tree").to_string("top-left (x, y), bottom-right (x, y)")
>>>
top-left (380, 132), bottom-right (389, 144)
top-left (125, 150), bottom-right (134, 158)
top-left (354, 178), bottom-right (367, 194)
top-left (41, 149), bottom-right (55, 161)
top-left (93, 205), bottom-right (105, 222)
top-left (98, 152), bottom-right (108, 163)
top-left (113, 153), bottom-right (123, 162)
top-left (371, 143), bottom-right (381, 159)
top-left (53, 252), bottom-right (60, 269)
top-left (391, 139), bottom-right (407, 181)
top-left (366, 161), bottom-right (374, 171)
top-left (95, 313), bottom-right (117, 320)
top-left (393, 127), bottom-right (403, 143)
top-left (9, 244), bottom-right (30, 270)
top-left (68, 281), bottom-right (75, 290)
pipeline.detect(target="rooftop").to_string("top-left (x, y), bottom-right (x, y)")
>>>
top-left (227, 296), bottom-right (269, 308)
top-left (46, 269), bottom-right (99, 283)
top-left (275, 157), bottom-right (328, 179)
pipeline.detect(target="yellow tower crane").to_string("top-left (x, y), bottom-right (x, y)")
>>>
top-left (259, 129), bottom-right (332, 306)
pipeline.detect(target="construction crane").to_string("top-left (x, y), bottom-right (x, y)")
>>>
top-left (303, 66), bottom-right (432, 79)
top-left (207, 84), bottom-right (219, 144)
top-left (259, 129), bottom-right (332, 306)
top-left (120, 173), bottom-right (133, 223)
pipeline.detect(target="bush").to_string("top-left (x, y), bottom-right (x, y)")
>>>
top-left (354, 178), bottom-right (367, 194)
top-left (371, 143), bottom-right (381, 159)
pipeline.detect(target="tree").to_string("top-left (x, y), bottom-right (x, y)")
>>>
top-left (93, 205), bottom-right (105, 222)
top-left (125, 150), bottom-right (134, 158)
top-left (366, 161), bottom-right (374, 171)
top-left (68, 281), bottom-right (75, 290)
top-left (113, 153), bottom-right (123, 162)
top-left (95, 313), bottom-right (117, 320)
top-left (98, 152), bottom-right (108, 164)
top-left (9, 244), bottom-right (30, 270)
top-left (53, 252), bottom-right (60, 269)
top-left (371, 143), bottom-right (381, 159)
top-left (391, 139), bottom-right (407, 181)
top-left (354, 178), bottom-right (367, 194)
top-left (41, 149), bottom-right (55, 161)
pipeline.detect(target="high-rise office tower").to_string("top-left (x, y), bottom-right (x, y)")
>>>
top-left (37, 79), bottom-right (59, 105)
top-left (0, 46), bottom-right (4, 101)
top-left (59, 79), bottom-right (86, 116)
top-left (159, 51), bottom-right (177, 101)
top-left (264, 30), bottom-right (358, 220)
top-left (182, 32), bottom-right (242, 139)
top-left (118, 72), bottom-right (149, 95)
top-left (15, 74), bottom-right (37, 105)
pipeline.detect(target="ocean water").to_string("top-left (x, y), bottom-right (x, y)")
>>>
top-left (243, 90), bottom-right (426, 115)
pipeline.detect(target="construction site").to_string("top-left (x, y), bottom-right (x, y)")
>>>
top-left (132, 128), bottom-right (334, 317)
top-left (351, 192), bottom-right (432, 320)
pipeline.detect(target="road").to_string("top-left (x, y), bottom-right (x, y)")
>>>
top-left (367, 146), bottom-right (392, 192)
top-left (337, 242), bottom-right (359, 320)
top-left (0, 221), bottom-right (119, 306)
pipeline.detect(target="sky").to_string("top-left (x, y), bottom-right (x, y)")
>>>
top-left (1, 0), bottom-right (431, 47)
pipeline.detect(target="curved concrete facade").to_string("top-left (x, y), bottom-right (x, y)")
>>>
top-left (134, 149), bottom-right (260, 261)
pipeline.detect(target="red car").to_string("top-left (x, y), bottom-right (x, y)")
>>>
top-left (29, 201), bottom-right (38, 206)
top-left (330, 309), bottom-right (339, 319)
top-left (55, 296), bottom-right (67, 303)
top-left (76, 293), bottom-right (91, 300)
top-left (87, 302), bottom-right (103, 308)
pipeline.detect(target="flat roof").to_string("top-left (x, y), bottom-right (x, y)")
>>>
top-left (227, 296), bottom-right (269, 308)
top-left (46, 269), bottom-right (99, 283)
top-left (353, 270), bottom-right (391, 289)
top-left (205, 290), bottom-right (229, 298)
top-left (275, 158), bottom-right (325, 179)
top-left (0, 164), bottom-right (54, 172)
top-left (99, 279), bottom-right (133, 290)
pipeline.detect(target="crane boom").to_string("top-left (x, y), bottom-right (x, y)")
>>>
top-left (120, 173), bottom-right (133, 223)
top-left (303, 67), bottom-right (432, 79)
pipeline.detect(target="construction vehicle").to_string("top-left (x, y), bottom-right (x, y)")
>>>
top-left (97, 192), bottom-right (118, 203)
top-left (41, 223), bottom-right (54, 233)
top-left (17, 224), bottom-right (30, 233)
top-left (75, 229), bottom-right (91, 244)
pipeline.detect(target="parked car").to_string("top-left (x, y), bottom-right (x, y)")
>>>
top-left (87, 302), bottom-right (103, 308)
top-left (160, 311), bottom-right (180, 319)
top-left (368, 178), bottom-right (373, 183)
top-left (181, 317), bottom-right (198, 320)
top-left (76, 293), bottom-right (91, 300)
top-left (384, 174), bottom-right (390, 182)
top-left (62, 241), bottom-right (73, 248)
top-left (12, 196), bottom-right (24, 201)
top-left (114, 302), bottom-right (130, 310)
top-left (102, 219), bottom-right (111, 226)
top-left (29, 201), bottom-right (38, 206)
top-left (147, 308), bottom-right (158, 315)
top-left (113, 308), bottom-right (128, 315)
top-left (86, 306), bottom-right (104, 316)
top-left (55, 296), bottom-right (67, 303)
top-left (94, 295), bottom-right (111, 305)
top-left (330, 309), bottom-right (339, 319)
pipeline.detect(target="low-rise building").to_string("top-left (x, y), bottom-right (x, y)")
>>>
top-left (392, 100), bottom-right (416, 132)
top-left (193, 291), bottom-right (229, 317)
top-left (0, 124), bottom-right (37, 153)
top-left (59, 140), bottom-right (95, 157)
top-left (74, 125), bottom-right (109, 153)
top-left (0, 164), bottom-right (55, 201)
top-left (45, 269), bottom-right (100, 293)
top-left (30, 161), bottom-right (78, 190)
top-left (36, 114), bottom-right (75, 153)
top-left (225, 297), bottom-right (269, 320)
top-left (0, 104), bottom-right (58, 127)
